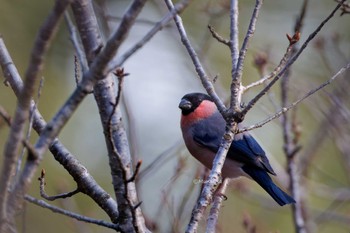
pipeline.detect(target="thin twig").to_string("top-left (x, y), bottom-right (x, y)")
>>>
top-left (71, 1), bottom-right (150, 231)
top-left (207, 24), bottom-right (230, 46)
top-left (107, 0), bottom-right (192, 71)
top-left (74, 55), bottom-right (81, 85)
top-left (0, 30), bottom-right (120, 226)
top-left (0, 2), bottom-right (72, 227)
top-left (239, 62), bottom-right (350, 133)
top-left (0, 106), bottom-right (12, 126)
top-left (164, 0), bottom-right (227, 117)
top-left (281, 3), bottom-right (309, 231)
top-left (0, 106), bottom-right (39, 159)
top-left (229, 0), bottom-right (241, 112)
top-left (164, 0), bottom-right (246, 231)
top-left (205, 179), bottom-right (229, 233)
top-left (240, 0), bottom-right (345, 117)
top-left (107, 68), bottom-right (127, 130)
top-left (26, 0), bottom-right (150, 160)
top-left (185, 127), bottom-right (236, 233)
top-left (230, 0), bottom-right (263, 112)
top-left (14, 77), bottom-right (44, 186)
top-left (24, 195), bottom-right (120, 230)
top-left (243, 42), bottom-right (295, 91)
top-left (64, 12), bottom-right (89, 74)
top-left (105, 14), bottom-right (169, 26)
top-left (229, 0), bottom-right (239, 73)
top-left (127, 160), bottom-right (142, 183)
top-left (38, 169), bottom-right (80, 201)
top-left (294, 0), bottom-right (309, 33)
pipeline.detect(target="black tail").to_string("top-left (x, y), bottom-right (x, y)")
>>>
top-left (242, 166), bottom-right (296, 206)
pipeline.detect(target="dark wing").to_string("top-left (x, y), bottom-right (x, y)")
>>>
top-left (191, 115), bottom-right (276, 176)
top-left (192, 112), bottom-right (225, 153)
top-left (227, 131), bottom-right (276, 175)
top-left (242, 165), bottom-right (295, 205)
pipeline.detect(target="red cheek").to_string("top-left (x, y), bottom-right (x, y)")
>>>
top-left (181, 100), bottom-right (217, 128)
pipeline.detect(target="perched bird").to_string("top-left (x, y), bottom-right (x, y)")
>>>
top-left (179, 92), bottom-right (295, 206)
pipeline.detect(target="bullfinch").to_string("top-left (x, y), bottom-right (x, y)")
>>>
top-left (179, 92), bottom-right (295, 206)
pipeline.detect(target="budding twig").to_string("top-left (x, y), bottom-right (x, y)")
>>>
top-left (38, 169), bottom-right (80, 201)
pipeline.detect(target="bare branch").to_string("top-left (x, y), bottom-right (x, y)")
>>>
top-left (240, 0), bottom-right (345, 117)
top-left (15, 77), bottom-right (44, 187)
top-left (281, 3), bottom-right (309, 231)
top-left (335, 0), bottom-right (350, 15)
top-left (22, 0), bottom-right (150, 166)
top-left (244, 42), bottom-right (294, 91)
top-left (0, 1), bottom-right (73, 230)
top-left (24, 195), bottom-right (120, 230)
top-left (108, 68), bottom-right (127, 131)
top-left (207, 24), bottom-right (230, 46)
top-left (239, 62), bottom-right (350, 133)
top-left (230, 0), bottom-right (263, 112)
top-left (294, 0), bottom-right (309, 33)
top-left (127, 160), bottom-right (142, 183)
top-left (0, 106), bottom-right (39, 159)
top-left (185, 127), bottom-right (236, 233)
top-left (228, 0), bottom-right (241, 113)
top-left (0, 106), bottom-right (12, 128)
top-left (72, 1), bottom-right (149, 231)
top-left (0, 32), bottom-right (120, 227)
top-left (206, 179), bottom-right (229, 233)
top-left (38, 169), bottom-right (80, 201)
top-left (229, 0), bottom-right (239, 73)
top-left (164, 0), bottom-right (227, 117)
top-left (64, 12), bottom-right (89, 75)
top-left (74, 55), bottom-right (81, 85)
top-left (107, 0), bottom-right (192, 71)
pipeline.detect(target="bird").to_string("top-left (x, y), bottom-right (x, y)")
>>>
top-left (178, 92), bottom-right (295, 206)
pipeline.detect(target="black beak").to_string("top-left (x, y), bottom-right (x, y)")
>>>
top-left (178, 99), bottom-right (192, 110)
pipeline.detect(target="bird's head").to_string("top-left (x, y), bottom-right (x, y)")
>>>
top-left (179, 93), bottom-right (218, 127)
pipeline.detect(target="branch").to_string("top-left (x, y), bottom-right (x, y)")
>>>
top-left (64, 12), bottom-right (88, 75)
top-left (240, 0), bottom-right (345, 117)
top-left (205, 179), bottom-right (229, 233)
top-left (238, 62), bottom-right (350, 133)
top-left (164, 0), bottom-right (227, 117)
top-left (72, 0), bottom-right (149, 232)
top-left (207, 24), bottom-right (230, 46)
top-left (0, 106), bottom-right (39, 160)
top-left (107, 0), bottom-right (192, 71)
top-left (243, 41), bottom-right (294, 91)
top-left (185, 127), bottom-right (236, 233)
top-left (229, 0), bottom-right (239, 74)
top-left (24, 195), bottom-right (120, 230)
top-left (15, 77), bottom-right (44, 186)
top-left (230, 0), bottom-right (263, 112)
top-left (281, 3), bottom-right (309, 232)
top-left (38, 169), bottom-right (80, 201)
top-left (0, 0), bottom-right (73, 230)
top-left (127, 160), bottom-right (142, 183)
top-left (0, 32), bottom-right (120, 227)
top-left (108, 68), bottom-right (128, 129)
top-left (22, 0), bottom-right (150, 167)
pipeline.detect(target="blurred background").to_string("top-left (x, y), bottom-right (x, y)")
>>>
top-left (0, 0), bottom-right (349, 232)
